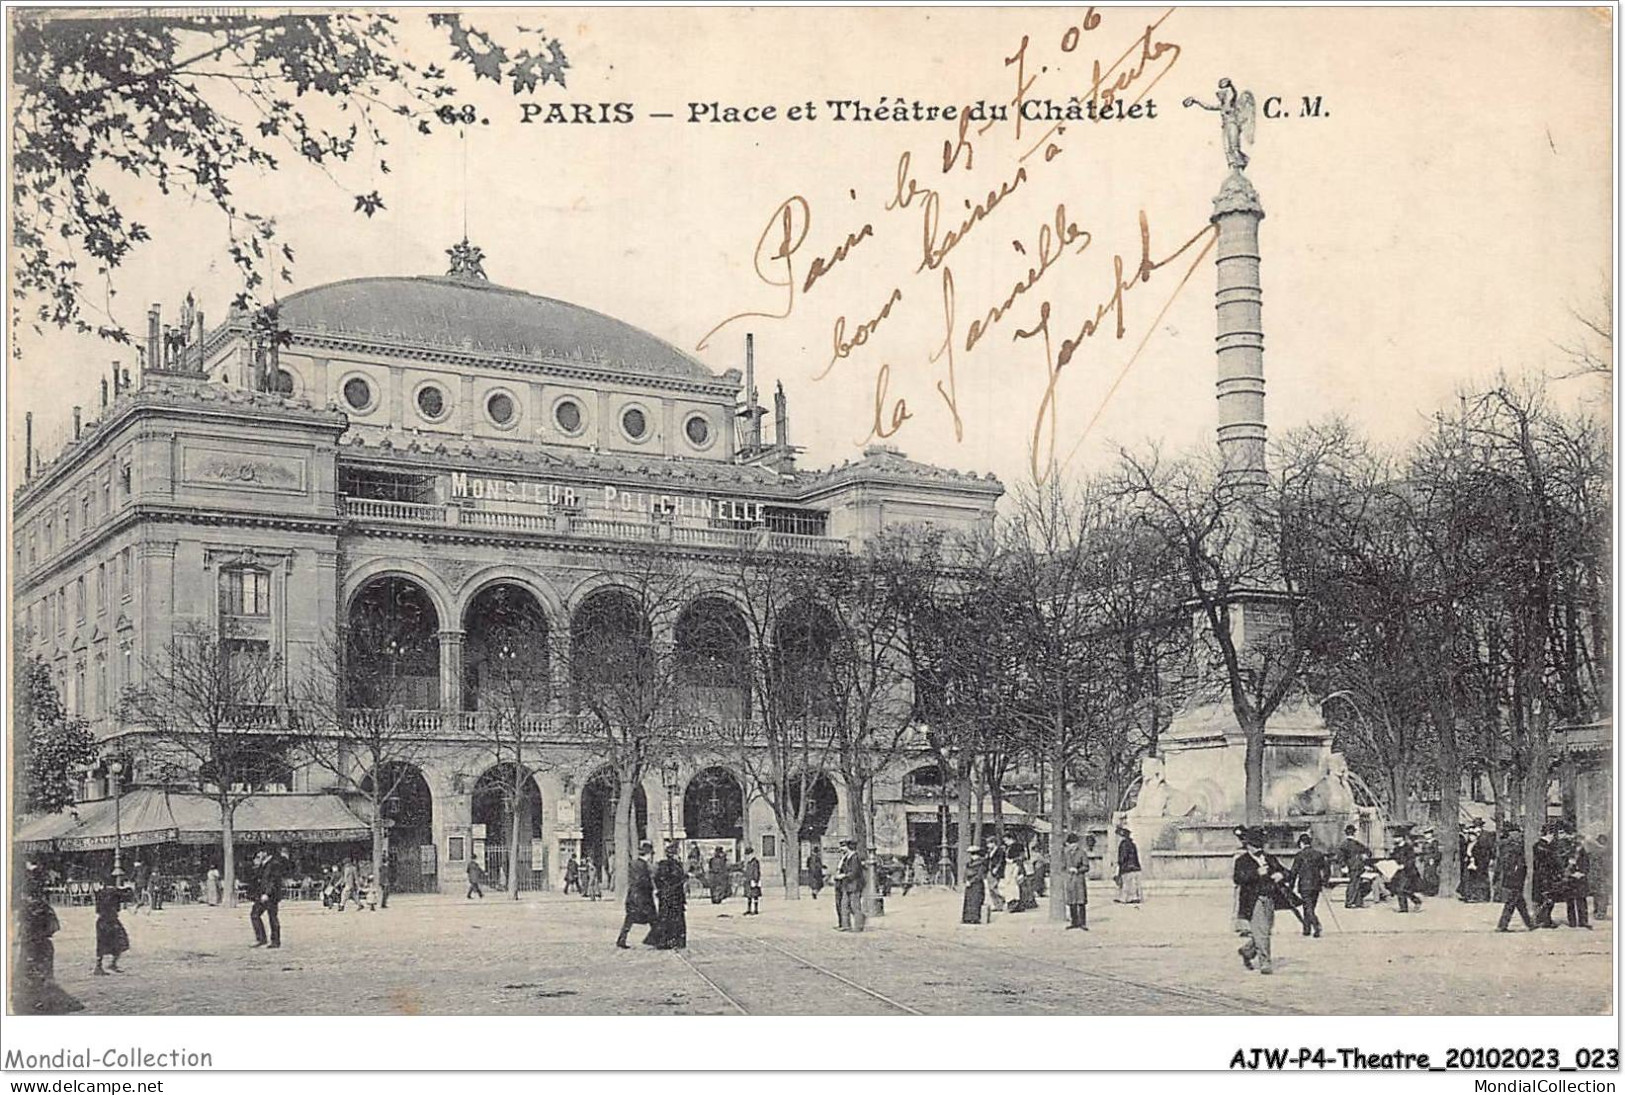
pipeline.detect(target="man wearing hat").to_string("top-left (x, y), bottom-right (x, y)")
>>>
top-left (1288, 833), bottom-right (1330, 937)
top-left (1390, 827), bottom-right (1423, 913)
top-left (1338, 824), bottom-right (1371, 909)
top-left (1061, 833), bottom-right (1089, 930)
top-left (1495, 823), bottom-right (1533, 931)
top-left (617, 842), bottom-right (657, 948)
top-left (1461, 821), bottom-right (1494, 902)
top-left (1531, 822), bottom-right (1563, 928)
top-left (1233, 828), bottom-right (1288, 974)
top-left (1114, 826), bottom-right (1143, 905)
top-left (742, 846), bottom-right (763, 916)
top-left (835, 838), bottom-right (866, 932)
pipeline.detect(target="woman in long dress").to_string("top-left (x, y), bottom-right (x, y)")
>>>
top-left (93, 875), bottom-right (132, 974)
top-left (653, 847), bottom-right (688, 949)
top-left (807, 848), bottom-right (826, 900)
top-left (961, 849), bottom-right (988, 924)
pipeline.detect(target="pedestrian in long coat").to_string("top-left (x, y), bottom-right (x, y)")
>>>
top-left (1589, 834), bottom-right (1611, 920)
top-left (1495, 826), bottom-right (1533, 931)
top-left (653, 845), bottom-right (688, 949)
top-left (1234, 829), bottom-right (1289, 975)
top-left (807, 847), bottom-right (826, 900)
top-left (961, 849), bottom-right (988, 924)
top-left (1338, 826), bottom-right (1371, 908)
top-left (93, 875), bottom-right (132, 974)
top-left (707, 847), bottom-right (731, 904)
top-left (15, 874), bottom-right (82, 1014)
top-left (742, 848), bottom-right (763, 915)
top-left (565, 855), bottom-right (580, 895)
top-left (617, 843), bottom-right (657, 948)
top-left (1563, 834), bottom-right (1591, 929)
top-left (1289, 833), bottom-right (1330, 938)
top-left (1062, 833), bottom-right (1089, 930)
top-left (1532, 827), bottom-right (1562, 927)
top-left (835, 839), bottom-right (866, 932)
top-left (585, 858), bottom-right (603, 902)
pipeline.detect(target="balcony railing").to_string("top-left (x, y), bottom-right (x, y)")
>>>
top-left (336, 709), bottom-right (840, 745)
top-left (340, 496), bottom-right (848, 554)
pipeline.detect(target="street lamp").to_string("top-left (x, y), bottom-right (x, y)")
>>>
top-left (661, 761), bottom-right (680, 845)
top-left (109, 759), bottom-right (124, 880)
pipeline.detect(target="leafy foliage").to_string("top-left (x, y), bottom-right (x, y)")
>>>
top-left (9, 11), bottom-right (569, 350)
top-left (17, 654), bottom-right (99, 815)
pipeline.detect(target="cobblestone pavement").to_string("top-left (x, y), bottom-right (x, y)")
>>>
top-left (39, 885), bottom-right (1611, 1016)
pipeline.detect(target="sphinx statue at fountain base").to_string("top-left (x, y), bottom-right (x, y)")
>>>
top-left (1115, 694), bottom-right (1383, 881)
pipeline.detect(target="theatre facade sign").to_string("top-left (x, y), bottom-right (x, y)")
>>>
top-left (447, 471), bottom-right (770, 524)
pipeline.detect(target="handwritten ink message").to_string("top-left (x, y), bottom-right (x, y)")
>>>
top-left (700, 8), bottom-right (1216, 484)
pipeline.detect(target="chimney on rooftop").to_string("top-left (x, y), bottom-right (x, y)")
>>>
top-left (100, 377), bottom-right (109, 410)
top-left (740, 333), bottom-right (765, 455)
top-left (25, 412), bottom-right (33, 480)
top-left (146, 306), bottom-right (161, 373)
top-left (73, 405), bottom-right (82, 440)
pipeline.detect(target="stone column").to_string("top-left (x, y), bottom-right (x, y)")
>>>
top-left (1212, 171), bottom-right (1268, 491)
top-left (439, 630), bottom-right (464, 713)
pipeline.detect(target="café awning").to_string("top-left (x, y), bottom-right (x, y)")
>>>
top-left (168, 792), bottom-right (372, 844)
top-left (14, 790), bottom-right (371, 852)
top-left (902, 800), bottom-right (1052, 833)
top-left (15, 788), bottom-right (180, 853)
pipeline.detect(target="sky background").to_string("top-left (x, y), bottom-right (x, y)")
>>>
top-left (7, 6), bottom-right (1614, 495)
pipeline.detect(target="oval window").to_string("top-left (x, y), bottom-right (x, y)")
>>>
top-left (554, 399), bottom-right (583, 433)
top-left (342, 377), bottom-right (373, 411)
top-left (621, 407), bottom-right (648, 440)
top-left (416, 385), bottom-right (446, 420)
top-left (487, 391), bottom-right (516, 426)
top-left (685, 415), bottom-right (711, 446)
top-left (269, 369), bottom-right (295, 396)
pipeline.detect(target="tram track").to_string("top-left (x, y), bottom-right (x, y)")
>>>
top-left (672, 933), bottom-right (925, 1016)
top-left (899, 928), bottom-right (1301, 1016)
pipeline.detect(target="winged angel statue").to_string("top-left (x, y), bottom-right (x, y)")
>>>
top-left (1183, 79), bottom-right (1256, 171)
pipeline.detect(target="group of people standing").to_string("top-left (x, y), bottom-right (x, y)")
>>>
top-left (1497, 819), bottom-right (1607, 931)
top-left (563, 854), bottom-right (605, 901)
top-left (961, 837), bottom-right (1051, 923)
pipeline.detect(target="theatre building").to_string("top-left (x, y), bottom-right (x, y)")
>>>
top-left (12, 246), bottom-right (1001, 894)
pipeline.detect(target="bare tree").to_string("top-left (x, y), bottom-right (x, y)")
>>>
top-left (703, 546), bottom-right (842, 898)
top-left (292, 614), bottom-right (439, 906)
top-left (564, 545), bottom-right (706, 897)
top-left (795, 533), bottom-right (923, 918)
top-left (463, 586), bottom-right (553, 900)
top-left (120, 621), bottom-right (289, 907)
top-left (1117, 445), bottom-right (1322, 825)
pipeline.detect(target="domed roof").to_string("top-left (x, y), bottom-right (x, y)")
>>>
top-left (275, 275), bottom-right (717, 383)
